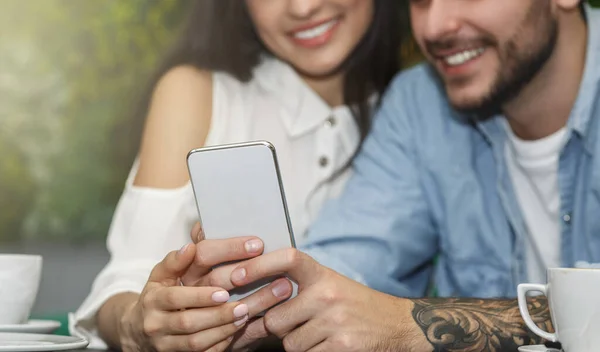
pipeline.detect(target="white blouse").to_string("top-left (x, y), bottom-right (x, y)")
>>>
top-left (69, 57), bottom-right (363, 348)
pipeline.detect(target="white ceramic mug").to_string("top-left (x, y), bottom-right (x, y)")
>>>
top-left (0, 254), bottom-right (43, 324)
top-left (517, 267), bottom-right (600, 352)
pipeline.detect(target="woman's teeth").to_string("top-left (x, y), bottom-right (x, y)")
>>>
top-left (293, 19), bottom-right (338, 40)
top-left (444, 48), bottom-right (486, 66)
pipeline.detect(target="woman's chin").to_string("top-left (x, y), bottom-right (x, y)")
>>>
top-left (290, 60), bottom-right (347, 80)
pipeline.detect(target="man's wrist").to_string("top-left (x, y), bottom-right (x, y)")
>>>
top-left (402, 297), bottom-right (551, 351)
top-left (392, 297), bottom-right (433, 352)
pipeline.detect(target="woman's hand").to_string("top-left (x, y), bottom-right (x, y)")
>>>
top-left (186, 223), bottom-right (292, 352)
top-left (117, 229), bottom-right (293, 352)
top-left (118, 244), bottom-right (251, 352)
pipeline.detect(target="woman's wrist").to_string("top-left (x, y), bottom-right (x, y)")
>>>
top-left (118, 299), bottom-right (145, 352)
top-left (97, 293), bottom-right (143, 351)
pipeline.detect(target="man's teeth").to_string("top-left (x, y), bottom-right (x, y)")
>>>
top-left (294, 19), bottom-right (338, 40)
top-left (444, 48), bottom-right (485, 66)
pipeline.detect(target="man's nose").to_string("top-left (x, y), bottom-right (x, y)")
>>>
top-left (421, 0), bottom-right (461, 43)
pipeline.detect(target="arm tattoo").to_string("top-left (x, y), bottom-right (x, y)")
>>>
top-left (410, 297), bottom-right (554, 352)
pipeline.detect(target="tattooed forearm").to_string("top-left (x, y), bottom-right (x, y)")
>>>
top-left (409, 297), bottom-right (553, 352)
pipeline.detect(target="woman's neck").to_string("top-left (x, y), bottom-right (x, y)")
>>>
top-left (301, 72), bottom-right (346, 108)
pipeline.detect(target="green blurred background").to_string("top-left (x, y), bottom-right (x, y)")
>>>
top-left (0, 0), bottom-right (187, 244)
top-left (0, 0), bottom-right (190, 335)
top-left (0, 0), bottom-right (597, 335)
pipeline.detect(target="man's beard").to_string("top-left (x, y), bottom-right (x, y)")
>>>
top-left (432, 4), bottom-right (559, 120)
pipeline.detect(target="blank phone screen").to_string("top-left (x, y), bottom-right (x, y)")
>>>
top-left (187, 141), bottom-right (297, 301)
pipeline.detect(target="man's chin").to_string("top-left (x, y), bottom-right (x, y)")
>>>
top-left (449, 96), bottom-right (502, 120)
top-left (429, 65), bottom-right (503, 119)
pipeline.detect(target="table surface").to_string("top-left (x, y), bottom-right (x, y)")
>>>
top-left (68, 335), bottom-right (287, 351)
top-left (72, 349), bottom-right (286, 352)
top-left (70, 345), bottom-right (287, 352)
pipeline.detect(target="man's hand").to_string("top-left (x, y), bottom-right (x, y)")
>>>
top-left (228, 248), bottom-right (432, 352)
top-left (229, 247), bottom-right (556, 351)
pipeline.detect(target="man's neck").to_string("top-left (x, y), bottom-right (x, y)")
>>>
top-left (504, 12), bottom-right (588, 141)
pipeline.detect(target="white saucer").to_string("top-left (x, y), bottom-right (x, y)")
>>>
top-left (518, 345), bottom-right (561, 352)
top-left (0, 320), bottom-right (61, 334)
top-left (0, 333), bottom-right (88, 352)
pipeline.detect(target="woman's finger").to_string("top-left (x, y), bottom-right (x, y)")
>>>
top-left (147, 244), bottom-right (197, 287)
top-left (157, 318), bottom-right (248, 351)
top-left (162, 302), bottom-right (249, 334)
top-left (190, 222), bottom-right (204, 244)
top-left (181, 237), bottom-right (264, 286)
top-left (151, 286), bottom-right (230, 311)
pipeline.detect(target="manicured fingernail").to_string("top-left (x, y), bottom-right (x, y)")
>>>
top-left (231, 268), bottom-right (246, 282)
top-left (244, 239), bottom-right (263, 253)
top-left (271, 280), bottom-right (291, 298)
top-left (212, 290), bottom-right (229, 303)
top-left (233, 304), bottom-right (249, 318)
top-left (178, 244), bottom-right (190, 257)
top-left (234, 315), bottom-right (248, 326)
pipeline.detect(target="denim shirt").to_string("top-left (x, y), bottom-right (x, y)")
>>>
top-left (301, 6), bottom-right (600, 299)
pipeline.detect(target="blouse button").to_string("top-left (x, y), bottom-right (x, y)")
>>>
top-left (319, 156), bottom-right (329, 168)
top-left (325, 116), bottom-right (337, 128)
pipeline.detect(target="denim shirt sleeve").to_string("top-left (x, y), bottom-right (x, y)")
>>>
top-left (300, 74), bottom-right (439, 298)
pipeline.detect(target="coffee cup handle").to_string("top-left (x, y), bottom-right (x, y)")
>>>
top-left (517, 283), bottom-right (557, 342)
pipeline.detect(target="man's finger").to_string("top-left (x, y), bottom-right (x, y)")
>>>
top-left (230, 318), bottom-right (270, 351)
top-left (194, 268), bottom-right (293, 312)
top-left (181, 237), bottom-right (264, 286)
top-left (280, 317), bottom-right (327, 352)
top-left (185, 258), bottom-right (268, 290)
top-left (148, 243), bottom-right (196, 286)
top-left (305, 340), bottom-right (332, 352)
top-left (230, 248), bottom-right (321, 288)
top-left (158, 317), bottom-right (247, 351)
top-left (193, 261), bottom-right (239, 289)
top-left (240, 278), bottom-right (293, 317)
top-left (263, 283), bottom-right (316, 338)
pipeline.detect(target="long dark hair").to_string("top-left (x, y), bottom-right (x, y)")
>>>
top-left (116, 0), bottom-right (404, 171)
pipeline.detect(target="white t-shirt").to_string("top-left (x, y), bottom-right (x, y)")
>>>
top-left (503, 121), bottom-right (567, 284)
top-left (69, 57), bottom-right (367, 348)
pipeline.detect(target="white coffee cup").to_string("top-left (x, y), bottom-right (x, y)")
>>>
top-left (0, 254), bottom-right (43, 324)
top-left (517, 267), bottom-right (600, 352)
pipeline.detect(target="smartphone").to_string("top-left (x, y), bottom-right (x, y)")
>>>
top-left (187, 140), bottom-right (297, 302)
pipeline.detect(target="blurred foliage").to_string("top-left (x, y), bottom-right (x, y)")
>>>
top-left (0, 1), bottom-right (597, 243)
top-left (0, 0), bottom-right (188, 242)
top-left (0, 139), bottom-right (36, 242)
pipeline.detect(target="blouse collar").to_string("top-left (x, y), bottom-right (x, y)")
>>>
top-left (253, 56), bottom-right (353, 138)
